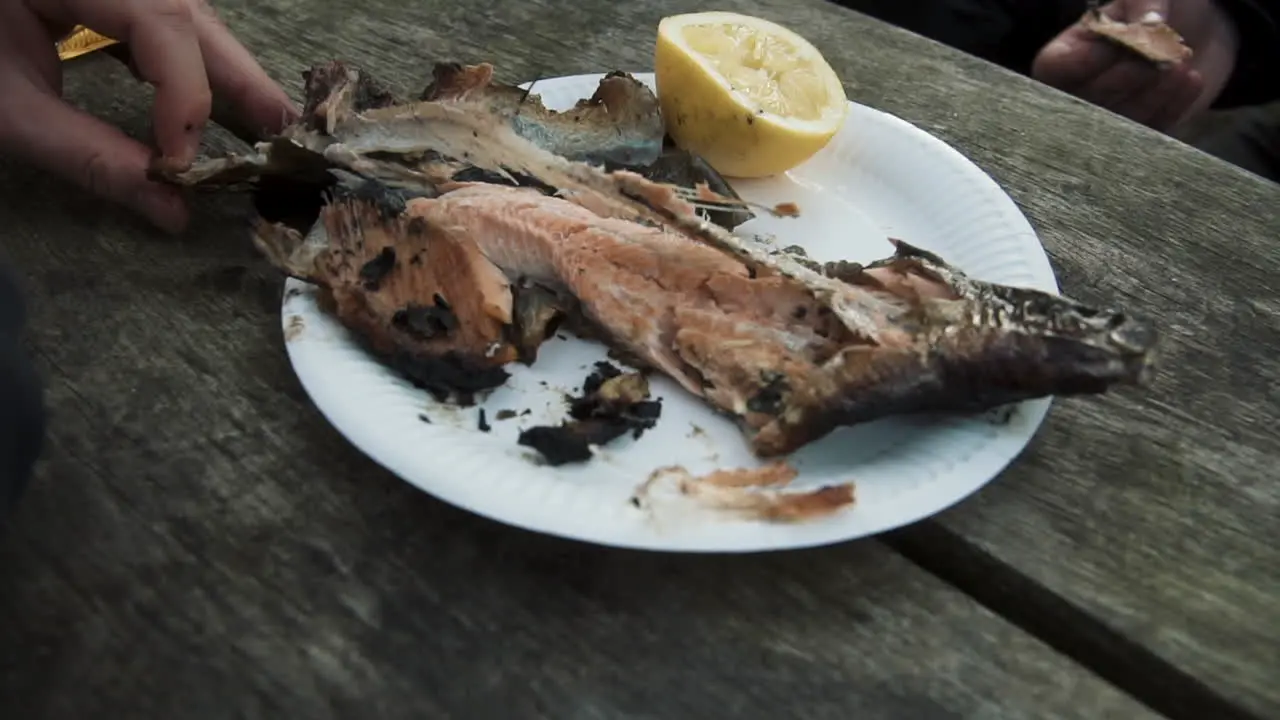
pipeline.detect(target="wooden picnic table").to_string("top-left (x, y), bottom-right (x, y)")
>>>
top-left (1, 0), bottom-right (1277, 718)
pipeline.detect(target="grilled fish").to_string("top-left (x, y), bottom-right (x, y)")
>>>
top-left (158, 60), bottom-right (1158, 457)
top-left (158, 61), bottom-right (752, 229)
top-left (1081, 9), bottom-right (1192, 66)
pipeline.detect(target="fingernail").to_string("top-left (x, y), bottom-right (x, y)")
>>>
top-left (1139, 10), bottom-right (1164, 23)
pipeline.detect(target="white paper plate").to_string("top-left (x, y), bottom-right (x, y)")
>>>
top-left (280, 72), bottom-right (1058, 552)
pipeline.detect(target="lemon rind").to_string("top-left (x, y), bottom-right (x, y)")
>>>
top-left (656, 12), bottom-right (848, 136)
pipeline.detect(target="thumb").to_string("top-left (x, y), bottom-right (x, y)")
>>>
top-left (2, 86), bottom-right (189, 234)
top-left (1118, 0), bottom-right (1172, 23)
top-left (1033, 23), bottom-right (1119, 91)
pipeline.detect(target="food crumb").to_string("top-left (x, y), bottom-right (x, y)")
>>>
top-left (495, 409), bottom-right (518, 421)
top-left (981, 405), bottom-right (1016, 426)
top-left (773, 202), bottom-right (801, 218)
top-left (284, 315), bottom-right (305, 341)
top-left (418, 413), bottom-right (432, 424)
top-left (631, 463), bottom-right (855, 523)
top-left (517, 364), bottom-right (661, 466)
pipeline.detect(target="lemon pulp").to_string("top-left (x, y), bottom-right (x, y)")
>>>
top-left (654, 12), bottom-right (848, 178)
top-left (681, 23), bottom-right (835, 122)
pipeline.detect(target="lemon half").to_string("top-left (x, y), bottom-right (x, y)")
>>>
top-left (654, 11), bottom-right (848, 178)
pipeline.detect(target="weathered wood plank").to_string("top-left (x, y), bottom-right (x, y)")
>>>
top-left (819, 14), bottom-right (1280, 719)
top-left (192, 3), bottom-right (1278, 713)
top-left (0, 8), bottom-right (1157, 718)
top-left (0, 0), bottom-right (1274, 716)
top-left (0, 472), bottom-right (1155, 719)
top-left (0, 221), bottom-right (1151, 717)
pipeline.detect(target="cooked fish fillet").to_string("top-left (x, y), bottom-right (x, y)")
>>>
top-left (157, 60), bottom-right (1160, 458)
top-left (1082, 10), bottom-right (1193, 66)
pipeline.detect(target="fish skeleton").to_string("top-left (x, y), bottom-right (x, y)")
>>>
top-left (156, 60), bottom-right (1158, 458)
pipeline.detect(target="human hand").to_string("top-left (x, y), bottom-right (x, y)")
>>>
top-left (1031, 0), bottom-right (1240, 133)
top-left (0, 0), bottom-right (299, 234)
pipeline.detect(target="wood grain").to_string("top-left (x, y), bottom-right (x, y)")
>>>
top-left (0, 0), bottom-right (1274, 716)
top-left (833, 20), bottom-right (1280, 720)
top-left (0, 178), bottom-right (1151, 717)
top-left (0, 5), bottom-right (1158, 718)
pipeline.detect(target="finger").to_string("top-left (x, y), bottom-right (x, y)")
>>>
top-left (0, 83), bottom-right (188, 233)
top-left (1032, 26), bottom-right (1125, 92)
top-left (1, 5), bottom-right (63, 93)
top-left (102, 42), bottom-right (265, 148)
top-left (34, 0), bottom-right (213, 164)
top-left (189, 0), bottom-right (298, 137)
top-left (1152, 67), bottom-right (1205, 134)
top-left (42, 19), bottom-right (74, 43)
top-left (1116, 63), bottom-right (1192, 127)
top-left (1118, 0), bottom-right (1171, 23)
top-left (1077, 57), bottom-right (1162, 109)
top-left (102, 42), bottom-right (144, 82)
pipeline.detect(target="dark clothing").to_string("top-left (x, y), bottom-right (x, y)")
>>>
top-left (830, 0), bottom-right (1085, 78)
top-left (1197, 103), bottom-right (1280, 180)
top-left (835, 0), bottom-right (1280, 181)
top-left (1213, 0), bottom-right (1280, 109)
top-left (0, 264), bottom-right (45, 524)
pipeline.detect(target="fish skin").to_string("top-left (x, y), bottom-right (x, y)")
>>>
top-left (259, 180), bottom-right (518, 405)
top-left (422, 62), bottom-right (666, 169)
top-left (419, 62), bottom-right (753, 228)
top-left (154, 61), bottom-right (753, 232)
top-left (151, 59), bottom-right (1159, 456)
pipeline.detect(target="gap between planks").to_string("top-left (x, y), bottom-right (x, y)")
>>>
top-left (880, 521), bottom-right (1261, 720)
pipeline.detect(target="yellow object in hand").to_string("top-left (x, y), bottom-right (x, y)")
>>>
top-left (56, 26), bottom-right (119, 62)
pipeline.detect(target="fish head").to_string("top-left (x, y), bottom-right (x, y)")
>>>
top-left (1004, 289), bottom-right (1159, 391)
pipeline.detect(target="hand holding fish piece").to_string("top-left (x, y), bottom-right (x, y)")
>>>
top-left (0, 0), bottom-right (297, 233)
top-left (1032, 0), bottom-right (1240, 132)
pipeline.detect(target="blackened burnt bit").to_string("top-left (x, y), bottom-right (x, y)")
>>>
top-left (517, 366), bottom-right (663, 467)
top-left (390, 350), bottom-right (510, 406)
top-left (746, 371), bottom-right (788, 416)
top-left (359, 247), bottom-right (396, 290)
top-left (352, 178), bottom-right (410, 218)
top-left (517, 426), bottom-right (595, 465)
top-left (392, 295), bottom-right (459, 340)
top-left (581, 361), bottom-right (623, 394)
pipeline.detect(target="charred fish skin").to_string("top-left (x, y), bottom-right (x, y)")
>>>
top-left (881, 239), bottom-right (1157, 390)
top-left (158, 60), bottom-right (753, 229)
top-left (423, 63), bottom-right (665, 168)
top-left (421, 62), bottom-right (752, 229)
top-left (743, 240), bottom-right (1158, 456)
top-left (300, 60), bottom-right (402, 134)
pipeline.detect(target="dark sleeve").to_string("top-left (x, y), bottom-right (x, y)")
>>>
top-left (828, 0), bottom-right (1085, 77)
top-left (0, 264), bottom-right (45, 523)
top-left (1212, 0), bottom-right (1280, 108)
